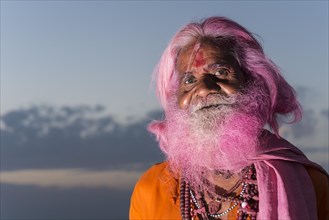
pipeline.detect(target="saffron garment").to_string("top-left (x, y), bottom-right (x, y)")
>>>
top-left (129, 132), bottom-right (329, 220)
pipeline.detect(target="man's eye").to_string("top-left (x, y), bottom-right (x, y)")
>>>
top-left (183, 75), bottom-right (196, 84)
top-left (214, 69), bottom-right (229, 77)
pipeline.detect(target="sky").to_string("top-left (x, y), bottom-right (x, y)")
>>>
top-left (0, 1), bottom-right (328, 219)
top-left (1, 1), bottom-right (328, 120)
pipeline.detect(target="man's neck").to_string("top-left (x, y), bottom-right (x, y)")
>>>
top-left (204, 169), bottom-right (244, 195)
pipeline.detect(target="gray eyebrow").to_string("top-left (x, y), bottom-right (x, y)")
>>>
top-left (180, 62), bottom-right (231, 75)
top-left (207, 62), bottom-right (230, 70)
top-left (181, 72), bottom-right (193, 77)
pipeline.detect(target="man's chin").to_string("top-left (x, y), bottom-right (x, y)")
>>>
top-left (168, 108), bottom-right (263, 172)
top-left (189, 107), bottom-right (232, 132)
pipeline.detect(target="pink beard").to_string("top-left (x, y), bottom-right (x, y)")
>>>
top-left (148, 81), bottom-right (270, 190)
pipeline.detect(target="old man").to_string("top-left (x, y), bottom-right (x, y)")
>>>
top-left (130, 16), bottom-right (329, 220)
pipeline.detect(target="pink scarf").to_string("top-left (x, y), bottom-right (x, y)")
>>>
top-left (253, 131), bottom-right (328, 219)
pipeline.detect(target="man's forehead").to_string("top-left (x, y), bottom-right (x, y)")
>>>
top-left (176, 44), bottom-right (227, 74)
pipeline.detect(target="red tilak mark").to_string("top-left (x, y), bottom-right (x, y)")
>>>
top-left (193, 51), bottom-right (206, 68)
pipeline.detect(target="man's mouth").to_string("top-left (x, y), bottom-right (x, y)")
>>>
top-left (198, 103), bottom-right (231, 111)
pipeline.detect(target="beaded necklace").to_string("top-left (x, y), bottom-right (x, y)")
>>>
top-left (180, 164), bottom-right (259, 220)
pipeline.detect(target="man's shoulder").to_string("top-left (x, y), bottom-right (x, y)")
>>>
top-left (306, 166), bottom-right (329, 190)
top-left (135, 161), bottom-right (172, 188)
top-left (306, 166), bottom-right (329, 219)
top-left (130, 162), bottom-right (181, 219)
top-left (143, 161), bottom-right (170, 176)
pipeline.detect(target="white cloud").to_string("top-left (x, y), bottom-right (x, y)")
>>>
top-left (0, 169), bottom-right (143, 190)
top-left (0, 120), bottom-right (13, 132)
top-left (279, 116), bottom-right (328, 172)
top-left (280, 111), bottom-right (328, 148)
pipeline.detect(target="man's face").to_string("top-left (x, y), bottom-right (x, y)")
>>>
top-left (156, 42), bottom-right (269, 177)
top-left (176, 43), bottom-right (245, 111)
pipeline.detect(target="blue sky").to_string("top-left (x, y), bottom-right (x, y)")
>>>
top-left (1, 1), bottom-right (328, 219)
top-left (1, 1), bottom-right (328, 120)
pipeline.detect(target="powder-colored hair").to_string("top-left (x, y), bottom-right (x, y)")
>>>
top-left (153, 16), bottom-right (301, 135)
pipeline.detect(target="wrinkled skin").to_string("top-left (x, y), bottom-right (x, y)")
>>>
top-left (176, 42), bottom-right (245, 110)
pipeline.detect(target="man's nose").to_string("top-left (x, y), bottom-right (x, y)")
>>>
top-left (194, 74), bottom-right (220, 98)
top-left (178, 74), bottom-right (237, 109)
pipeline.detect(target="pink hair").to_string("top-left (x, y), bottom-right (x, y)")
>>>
top-left (153, 16), bottom-right (302, 135)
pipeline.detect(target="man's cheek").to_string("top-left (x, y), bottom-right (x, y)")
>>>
top-left (178, 92), bottom-right (193, 109)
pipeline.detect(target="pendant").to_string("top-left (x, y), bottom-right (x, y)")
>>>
top-left (208, 201), bottom-right (221, 215)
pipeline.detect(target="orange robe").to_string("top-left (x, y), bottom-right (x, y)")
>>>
top-left (130, 162), bottom-right (329, 220)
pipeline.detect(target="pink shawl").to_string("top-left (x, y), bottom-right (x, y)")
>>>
top-left (253, 131), bottom-right (328, 219)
